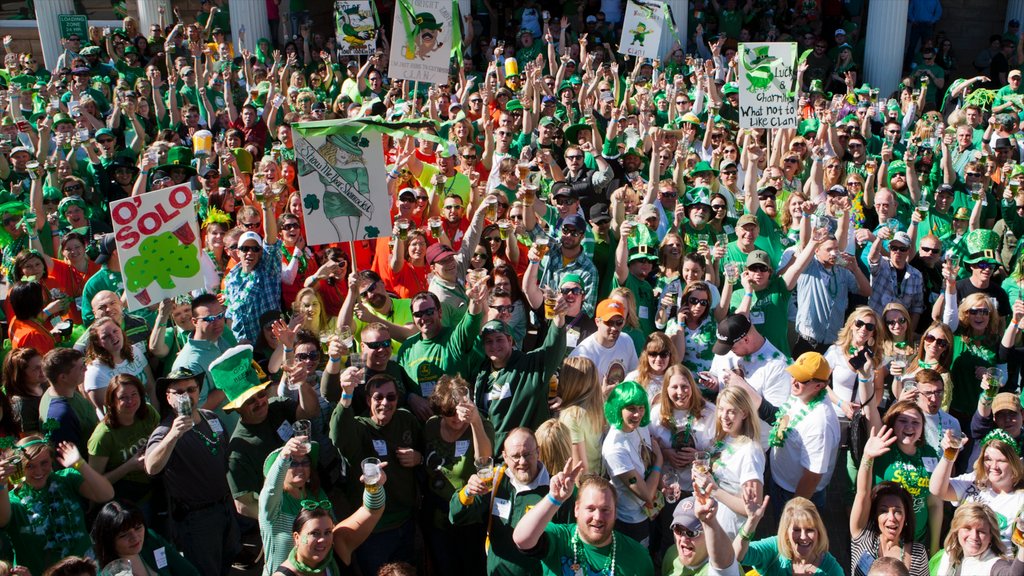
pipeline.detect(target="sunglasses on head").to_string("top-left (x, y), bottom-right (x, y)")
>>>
top-left (412, 307), bottom-right (436, 318)
top-left (854, 319), bottom-right (876, 331)
top-left (924, 333), bottom-right (949, 347)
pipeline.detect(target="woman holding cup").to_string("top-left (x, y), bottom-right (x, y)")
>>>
top-left (420, 375), bottom-right (493, 574)
top-left (931, 428), bottom-right (1024, 548)
top-left (650, 365), bottom-right (716, 499)
top-left (271, 502), bottom-right (387, 576)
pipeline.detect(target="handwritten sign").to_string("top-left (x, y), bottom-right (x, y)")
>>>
top-left (335, 0), bottom-right (379, 56)
top-left (292, 121), bottom-right (391, 246)
top-left (388, 0), bottom-right (453, 85)
top-left (111, 185), bottom-right (204, 310)
top-left (738, 42), bottom-right (798, 129)
top-left (618, 0), bottom-right (665, 60)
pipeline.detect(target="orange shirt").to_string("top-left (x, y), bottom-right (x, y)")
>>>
top-left (9, 318), bottom-right (56, 354)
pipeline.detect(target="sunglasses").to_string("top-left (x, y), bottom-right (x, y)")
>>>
top-left (974, 262), bottom-right (995, 270)
top-left (602, 318), bottom-right (625, 328)
top-left (238, 245), bottom-right (261, 253)
top-left (565, 155), bottom-right (584, 160)
top-left (289, 458), bottom-right (313, 468)
top-left (363, 339), bottom-right (391, 350)
top-left (748, 265), bottom-right (770, 274)
top-left (854, 319), bottom-right (876, 331)
top-left (784, 158), bottom-right (798, 164)
top-left (197, 312), bottom-right (226, 322)
top-left (965, 172), bottom-right (983, 178)
top-left (443, 204), bottom-right (463, 210)
top-left (371, 393), bottom-right (398, 403)
top-left (560, 286), bottom-right (583, 296)
top-left (687, 296), bottom-right (709, 307)
top-left (758, 192), bottom-right (777, 199)
top-left (886, 317), bottom-right (908, 326)
top-left (561, 227), bottom-right (583, 237)
top-left (242, 221), bottom-right (261, 229)
top-left (412, 307), bottom-right (436, 318)
top-left (647, 350), bottom-right (670, 358)
top-left (919, 246), bottom-right (939, 254)
top-left (282, 223), bottom-right (301, 231)
top-left (295, 351), bottom-right (319, 361)
top-left (924, 333), bottom-right (949, 348)
top-left (673, 525), bottom-right (703, 538)
top-left (490, 304), bottom-right (515, 313)
top-left (968, 307), bottom-right (991, 316)
top-left (889, 245), bottom-right (909, 253)
top-left (299, 498), bottom-right (332, 510)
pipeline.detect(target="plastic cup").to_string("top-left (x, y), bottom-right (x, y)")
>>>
top-left (292, 420), bottom-right (312, 450)
top-left (361, 457), bottom-right (382, 493)
top-left (101, 559), bottom-right (133, 576)
top-left (498, 219), bottom-right (511, 240)
top-left (535, 236), bottom-right (550, 258)
top-left (429, 217), bottom-right (443, 237)
top-left (397, 219), bottom-right (410, 241)
top-left (475, 457), bottom-right (494, 489)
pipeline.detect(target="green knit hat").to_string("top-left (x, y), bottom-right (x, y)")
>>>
top-left (209, 345), bottom-right (271, 411)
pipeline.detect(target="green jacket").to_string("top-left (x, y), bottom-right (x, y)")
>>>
top-left (474, 321), bottom-right (566, 450)
top-left (449, 464), bottom-right (574, 576)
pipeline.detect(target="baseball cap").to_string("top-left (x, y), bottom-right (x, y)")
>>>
top-left (639, 204), bottom-right (659, 221)
top-left (827, 184), bottom-right (848, 197)
top-left (890, 231), bottom-right (912, 247)
top-left (786, 352), bottom-right (833, 382)
top-left (713, 314), bottom-right (752, 355)
top-left (481, 320), bottom-right (513, 336)
top-left (835, 28), bottom-right (847, 36)
top-left (936, 183), bottom-right (954, 196)
top-left (551, 182), bottom-right (576, 199)
top-left (736, 214), bottom-right (759, 228)
top-left (398, 188), bottom-right (417, 201)
top-left (745, 250), bottom-right (771, 269)
top-left (586, 15), bottom-right (597, 23)
top-left (95, 233), bottom-right (118, 265)
top-left (595, 299), bottom-right (626, 322)
top-left (238, 231), bottom-right (264, 249)
top-left (670, 497), bottom-right (702, 533)
top-left (560, 213), bottom-right (587, 231)
top-left (425, 242), bottom-right (455, 265)
top-left (993, 393), bottom-right (1021, 414)
top-left (589, 203), bottom-right (611, 224)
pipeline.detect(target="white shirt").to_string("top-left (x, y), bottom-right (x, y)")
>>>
top-left (84, 342), bottom-right (150, 394)
top-left (949, 472), bottom-right (1024, 548)
top-left (570, 332), bottom-right (639, 385)
top-left (649, 403), bottom-right (717, 487)
top-left (823, 345), bottom-right (870, 417)
top-left (769, 394), bottom-right (841, 494)
top-left (711, 435), bottom-right (765, 537)
top-left (602, 426), bottom-right (654, 524)
top-left (710, 338), bottom-right (791, 407)
top-left (922, 410), bottom-right (961, 458)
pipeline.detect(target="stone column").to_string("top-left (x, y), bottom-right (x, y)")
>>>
top-left (136, 0), bottom-right (168, 37)
top-left (863, 0), bottom-right (909, 97)
top-left (229, 0), bottom-right (271, 54)
top-left (34, 0), bottom-right (76, 71)
top-left (1008, 0), bottom-right (1024, 33)
top-left (661, 0), bottom-right (688, 58)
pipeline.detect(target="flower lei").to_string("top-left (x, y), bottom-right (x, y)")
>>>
top-left (572, 526), bottom-right (616, 576)
top-left (769, 390), bottom-right (826, 448)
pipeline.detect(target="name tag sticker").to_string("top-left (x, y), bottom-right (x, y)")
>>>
top-left (638, 305), bottom-right (650, 319)
top-left (455, 440), bottom-right (469, 457)
top-left (922, 457), bottom-right (938, 472)
top-left (749, 310), bottom-right (765, 325)
top-left (276, 421), bottom-right (294, 442)
top-left (154, 547), bottom-right (168, 569)
top-left (209, 419), bottom-right (224, 434)
top-left (566, 328), bottom-right (580, 348)
top-left (421, 381), bottom-right (437, 398)
top-left (373, 439), bottom-right (388, 456)
top-left (494, 497), bottom-right (511, 520)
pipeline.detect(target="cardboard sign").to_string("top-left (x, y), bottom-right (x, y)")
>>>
top-left (110, 185), bottom-right (204, 310)
top-left (292, 120), bottom-right (391, 246)
top-left (388, 0), bottom-right (454, 84)
top-left (335, 0), bottom-right (379, 56)
top-left (738, 42), bottom-right (798, 129)
top-left (618, 0), bottom-right (665, 60)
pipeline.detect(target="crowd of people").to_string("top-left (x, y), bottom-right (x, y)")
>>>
top-left (0, 0), bottom-right (1022, 574)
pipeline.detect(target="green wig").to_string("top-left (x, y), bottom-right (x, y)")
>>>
top-left (0, 201), bottom-right (29, 247)
top-left (604, 381), bottom-right (651, 430)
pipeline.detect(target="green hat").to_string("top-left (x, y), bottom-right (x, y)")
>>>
top-left (80, 45), bottom-right (101, 57)
top-left (210, 345), bottom-right (271, 411)
top-left (683, 186), bottom-right (712, 207)
top-left (798, 117), bottom-right (820, 136)
top-left (155, 146), bottom-right (197, 177)
top-left (94, 127), bottom-right (114, 138)
top-left (231, 148), bottom-right (253, 173)
top-left (953, 207), bottom-right (970, 220)
top-left (688, 161), bottom-right (719, 178)
top-left (52, 113), bottom-right (75, 127)
top-left (42, 186), bottom-right (62, 203)
top-left (560, 272), bottom-right (583, 287)
top-left (808, 79), bottom-right (825, 94)
top-left (679, 112), bottom-right (702, 126)
top-left (481, 320), bottom-right (513, 337)
top-left (887, 160), bottom-right (907, 180)
top-left (538, 116), bottom-right (559, 128)
top-left (627, 225), bottom-right (659, 263)
top-left (853, 83), bottom-right (872, 95)
top-left (262, 442), bottom-right (320, 477)
top-left (963, 229), bottom-right (1000, 265)
top-left (124, 45), bottom-right (138, 55)
top-left (557, 80), bottom-right (574, 94)
top-left (9, 75), bottom-right (35, 91)
top-left (414, 12), bottom-right (443, 30)
top-left (563, 122), bottom-right (591, 144)
top-left (722, 82), bottom-right (739, 95)
top-left (505, 99), bottom-right (524, 112)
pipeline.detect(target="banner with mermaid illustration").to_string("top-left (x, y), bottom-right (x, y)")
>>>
top-left (738, 42), bottom-right (798, 129)
top-left (110, 185), bottom-right (204, 311)
top-left (388, 0), bottom-right (455, 84)
top-left (335, 0), bottom-right (379, 56)
top-left (292, 119), bottom-right (392, 246)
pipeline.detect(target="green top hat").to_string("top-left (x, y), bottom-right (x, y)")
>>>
top-left (627, 224), bottom-right (659, 263)
top-left (683, 186), bottom-right (712, 207)
top-left (414, 12), bottom-right (443, 30)
top-left (154, 146), bottom-right (197, 176)
top-left (210, 345), bottom-right (271, 411)
top-left (263, 442), bottom-right (320, 477)
top-left (9, 75), bottom-right (35, 91)
top-left (688, 161), bottom-right (719, 178)
top-left (963, 229), bottom-right (1000, 265)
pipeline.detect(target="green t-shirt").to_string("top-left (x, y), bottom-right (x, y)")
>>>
top-left (872, 445), bottom-right (939, 541)
top-left (743, 536), bottom-right (844, 576)
top-left (395, 311), bottom-right (482, 398)
top-left (534, 523), bottom-right (654, 576)
top-left (730, 275), bottom-right (792, 359)
top-left (422, 415), bottom-right (495, 526)
top-left (87, 404), bottom-right (161, 486)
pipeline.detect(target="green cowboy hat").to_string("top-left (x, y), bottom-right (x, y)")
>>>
top-left (564, 122), bottom-right (593, 145)
top-left (853, 83), bottom-right (872, 95)
top-left (688, 161), bottom-right (719, 178)
top-left (963, 229), bottom-right (1000, 266)
top-left (414, 12), bottom-right (443, 31)
top-left (154, 146), bottom-right (197, 177)
top-left (263, 442), bottom-right (320, 477)
top-left (210, 345), bottom-right (272, 411)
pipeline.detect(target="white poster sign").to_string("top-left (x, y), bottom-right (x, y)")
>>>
top-left (618, 0), bottom-right (665, 60)
top-left (738, 42), bottom-right (799, 129)
top-left (388, 0), bottom-right (453, 85)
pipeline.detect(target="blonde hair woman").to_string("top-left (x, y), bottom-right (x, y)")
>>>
top-left (934, 503), bottom-right (1024, 574)
top-left (942, 288), bottom-right (1007, 418)
top-left (556, 357), bottom-right (605, 474)
top-left (649, 365), bottom-right (715, 492)
top-left (535, 419), bottom-right (572, 476)
top-left (291, 287), bottom-right (334, 336)
top-left (735, 496), bottom-right (844, 575)
top-left (824, 306), bottom-right (883, 422)
top-left (694, 386), bottom-right (763, 537)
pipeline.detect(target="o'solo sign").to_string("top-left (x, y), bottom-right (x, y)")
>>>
top-left (738, 43), bottom-right (798, 129)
